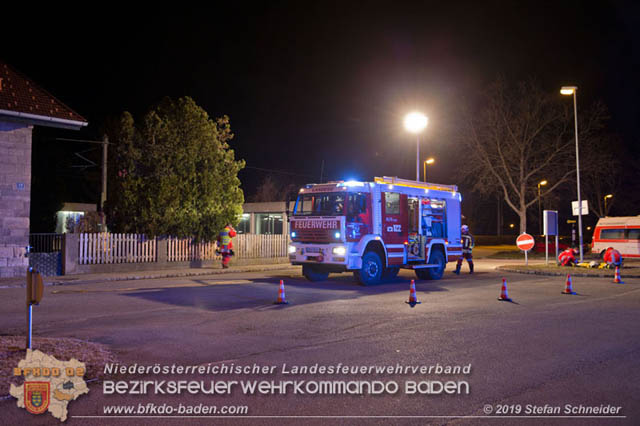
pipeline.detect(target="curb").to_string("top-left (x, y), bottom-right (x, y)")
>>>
top-left (1, 264), bottom-right (300, 288)
top-left (496, 266), bottom-right (640, 279)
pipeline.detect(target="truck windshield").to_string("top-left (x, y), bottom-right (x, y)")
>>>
top-left (294, 192), bottom-right (346, 216)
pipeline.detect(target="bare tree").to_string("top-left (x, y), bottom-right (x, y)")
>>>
top-left (580, 134), bottom-right (621, 218)
top-left (457, 78), bottom-right (607, 233)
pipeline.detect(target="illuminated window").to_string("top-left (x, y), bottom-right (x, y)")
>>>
top-left (236, 213), bottom-right (250, 234)
top-left (256, 213), bottom-right (283, 235)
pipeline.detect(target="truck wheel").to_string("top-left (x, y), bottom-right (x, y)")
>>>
top-left (382, 267), bottom-right (400, 280)
top-left (426, 250), bottom-right (446, 280)
top-left (415, 250), bottom-right (445, 280)
top-left (355, 252), bottom-right (383, 285)
top-left (414, 268), bottom-right (430, 280)
top-left (302, 265), bottom-right (329, 282)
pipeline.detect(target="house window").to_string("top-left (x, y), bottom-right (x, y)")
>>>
top-left (237, 213), bottom-right (250, 234)
top-left (255, 213), bottom-right (283, 235)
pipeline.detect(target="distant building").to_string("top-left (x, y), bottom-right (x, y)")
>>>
top-left (239, 202), bottom-right (288, 235)
top-left (0, 61), bottom-right (87, 277)
top-left (55, 203), bottom-right (98, 233)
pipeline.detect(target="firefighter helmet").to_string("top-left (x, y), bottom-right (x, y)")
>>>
top-left (461, 225), bottom-right (469, 233)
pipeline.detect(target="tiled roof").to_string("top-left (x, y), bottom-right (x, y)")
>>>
top-left (0, 61), bottom-right (87, 124)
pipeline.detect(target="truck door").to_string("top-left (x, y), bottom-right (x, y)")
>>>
top-left (382, 192), bottom-right (408, 265)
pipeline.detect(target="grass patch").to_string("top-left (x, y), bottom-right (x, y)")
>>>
top-left (1, 336), bottom-right (117, 396)
top-left (497, 263), bottom-right (639, 277)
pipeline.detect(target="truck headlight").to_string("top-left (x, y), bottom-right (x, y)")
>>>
top-left (332, 246), bottom-right (346, 256)
top-left (288, 245), bottom-right (297, 254)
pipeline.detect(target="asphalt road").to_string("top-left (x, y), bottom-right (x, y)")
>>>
top-left (1, 260), bottom-right (638, 425)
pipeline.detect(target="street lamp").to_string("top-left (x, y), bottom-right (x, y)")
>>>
top-left (404, 112), bottom-right (428, 181)
top-left (537, 180), bottom-right (547, 235)
top-left (561, 85), bottom-right (584, 262)
top-left (604, 194), bottom-right (613, 216)
top-left (423, 157), bottom-right (435, 183)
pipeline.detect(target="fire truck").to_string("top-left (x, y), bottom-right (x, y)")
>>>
top-left (288, 176), bottom-right (463, 285)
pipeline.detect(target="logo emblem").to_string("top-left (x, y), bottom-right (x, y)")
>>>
top-left (25, 382), bottom-right (50, 415)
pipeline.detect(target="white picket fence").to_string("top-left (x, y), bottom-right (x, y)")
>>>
top-left (79, 233), bottom-right (156, 265)
top-left (233, 234), bottom-right (289, 259)
top-left (78, 233), bottom-right (289, 265)
top-left (167, 237), bottom-right (219, 262)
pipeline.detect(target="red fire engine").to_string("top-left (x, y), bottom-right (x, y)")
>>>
top-left (288, 176), bottom-right (463, 285)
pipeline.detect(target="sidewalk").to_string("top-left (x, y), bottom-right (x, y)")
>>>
top-left (0, 262), bottom-right (300, 288)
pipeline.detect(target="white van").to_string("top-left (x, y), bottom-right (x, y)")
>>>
top-left (591, 216), bottom-right (640, 258)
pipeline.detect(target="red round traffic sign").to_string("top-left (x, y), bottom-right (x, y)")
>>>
top-left (516, 233), bottom-right (535, 251)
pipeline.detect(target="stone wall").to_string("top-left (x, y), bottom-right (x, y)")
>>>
top-left (0, 122), bottom-right (32, 277)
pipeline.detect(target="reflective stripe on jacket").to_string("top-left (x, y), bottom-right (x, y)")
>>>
top-left (461, 234), bottom-right (474, 254)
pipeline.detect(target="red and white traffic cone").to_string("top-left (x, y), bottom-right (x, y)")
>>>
top-left (613, 266), bottom-right (624, 284)
top-left (562, 274), bottom-right (576, 295)
top-left (498, 278), bottom-right (512, 302)
top-left (405, 280), bottom-right (421, 306)
top-left (274, 280), bottom-right (289, 304)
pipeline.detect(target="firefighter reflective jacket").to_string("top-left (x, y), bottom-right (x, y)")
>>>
top-left (461, 234), bottom-right (474, 254)
top-left (603, 248), bottom-right (622, 266)
top-left (218, 226), bottom-right (236, 252)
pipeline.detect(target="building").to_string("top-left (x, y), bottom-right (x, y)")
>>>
top-left (239, 202), bottom-right (288, 235)
top-left (0, 61), bottom-right (87, 277)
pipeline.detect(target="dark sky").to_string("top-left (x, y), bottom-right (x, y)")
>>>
top-left (4, 1), bottom-right (639, 198)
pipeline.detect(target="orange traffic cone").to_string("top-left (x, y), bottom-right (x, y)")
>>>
top-left (405, 280), bottom-right (421, 306)
top-left (613, 266), bottom-right (624, 284)
top-left (274, 280), bottom-right (289, 304)
top-left (498, 278), bottom-right (512, 302)
top-left (562, 274), bottom-right (576, 295)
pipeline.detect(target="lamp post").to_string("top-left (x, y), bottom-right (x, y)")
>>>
top-left (423, 158), bottom-right (435, 183)
top-left (604, 194), bottom-right (613, 216)
top-left (404, 112), bottom-right (428, 181)
top-left (537, 180), bottom-right (547, 235)
top-left (561, 86), bottom-right (584, 262)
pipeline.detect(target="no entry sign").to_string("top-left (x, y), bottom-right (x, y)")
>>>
top-left (516, 233), bottom-right (535, 251)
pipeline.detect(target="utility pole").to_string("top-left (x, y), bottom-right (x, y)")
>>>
top-left (101, 135), bottom-right (108, 231)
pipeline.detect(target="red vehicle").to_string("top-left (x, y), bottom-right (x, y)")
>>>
top-left (288, 176), bottom-right (463, 285)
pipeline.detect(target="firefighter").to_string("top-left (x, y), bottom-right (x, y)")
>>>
top-left (217, 223), bottom-right (236, 269)
top-left (455, 225), bottom-right (474, 274)
top-left (603, 247), bottom-right (623, 268)
top-left (558, 247), bottom-right (577, 267)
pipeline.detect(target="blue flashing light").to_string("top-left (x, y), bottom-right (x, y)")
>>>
top-left (291, 231), bottom-right (297, 238)
top-left (334, 232), bottom-right (341, 239)
top-left (338, 180), bottom-right (365, 188)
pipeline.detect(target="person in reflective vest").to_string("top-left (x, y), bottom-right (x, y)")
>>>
top-left (558, 247), bottom-right (577, 266)
top-left (217, 223), bottom-right (237, 268)
top-left (603, 247), bottom-right (623, 268)
top-left (455, 225), bottom-right (474, 274)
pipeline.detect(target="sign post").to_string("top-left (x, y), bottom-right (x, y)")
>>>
top-left (516, 233), bottom-right (535, 266)
top-left (25, 267), bottom-right (44, 350)
top-left (543, 210), bottom-right (559, 265)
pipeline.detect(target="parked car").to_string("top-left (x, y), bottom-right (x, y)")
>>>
top-left (533, 235), bottom-right (571, 253)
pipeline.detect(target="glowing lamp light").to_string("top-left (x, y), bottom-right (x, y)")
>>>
top-left (425, 158), bottom-right (435, 165)
top-left (404, 112), bottom-right (428, 134)
top-left (560, 86), bottom-right (577, 95)
top-left (288, 245), bottom-right (296, 254)
top-left (291, 231), bottom-right (297, 238)
top-left (509, 224), bottom-right (515, 229)
top-left (334, 232), bottom-right (341, 239)
top-left (332, 246), bottom-right (346, 256)
top-left (539, 180), bottom-right (548, 186)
